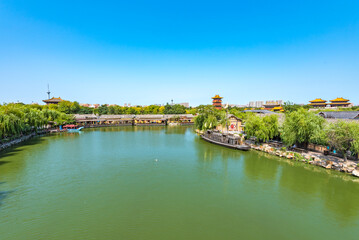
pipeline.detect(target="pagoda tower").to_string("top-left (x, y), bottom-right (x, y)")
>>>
top-left (212, 95), bottom-right (223, 110)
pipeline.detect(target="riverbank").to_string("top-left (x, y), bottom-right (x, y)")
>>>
top-left (0, 129), bottom-right (50, 152)
top-left (248, 142), bottom-right (359, 178)
top-left (196, 129), bottom-right (359, 178)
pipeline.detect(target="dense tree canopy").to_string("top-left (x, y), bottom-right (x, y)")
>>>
top-left (194, 105), bottom-right (223, 130)
top-left (281, 109), bottom-right (325, 148)
top-left (163, 104), bottom-right (186, 114)
top-left (326, 121), bottom-right (359, 160)
top-left (245, 115), bottom-right (279, 142)
top-left (0, 103), bottom-right (74, 141)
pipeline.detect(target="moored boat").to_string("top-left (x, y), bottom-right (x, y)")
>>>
top-left (200, 130), bottom-right (250, 151)
top-left (63, 125), bottom-right (84, 132)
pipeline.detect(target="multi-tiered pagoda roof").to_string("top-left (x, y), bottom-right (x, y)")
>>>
top-left (212, 95), bottom-right (223, 110)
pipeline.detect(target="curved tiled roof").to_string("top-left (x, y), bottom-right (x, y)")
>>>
top-left (330, 97), bottom-right (349, 102)
top-left (242, 110), bottom-right (277, 114)
top-left (309, 98), bottom-right (327, 103)
top-left (318, 111), bottom-right (359, 119)
top-left (212, 95), bottom-right (223, 99)
top-left (43, 97), bottom-right (63, 102)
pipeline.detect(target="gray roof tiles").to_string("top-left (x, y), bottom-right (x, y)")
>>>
top-left (318, 111), bottom-right (359, 119)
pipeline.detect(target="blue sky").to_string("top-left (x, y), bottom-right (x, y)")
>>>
top-left (0, 0), bottom-right (358, 106)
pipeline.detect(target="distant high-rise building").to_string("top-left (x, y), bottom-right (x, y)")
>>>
top-left (249, 101), bottom-right (264, 108)
top-left (178, 102), bottom-right (189, 108)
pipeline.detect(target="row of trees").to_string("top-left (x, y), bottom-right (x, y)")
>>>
top-left (194, 106), bottom-right (359, 161)
top-left (0, 103), bottom-right (74, 141)
top-left (246, 109), bottom-right (359, 160)
top-left (41, 101), bottom-right (190, 115)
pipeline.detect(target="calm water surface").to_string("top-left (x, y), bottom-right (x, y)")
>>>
top-left (1, 126), bottom-right (359, 240)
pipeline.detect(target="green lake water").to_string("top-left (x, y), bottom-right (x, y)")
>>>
top-left (1, 126), bottom-right (359, 240)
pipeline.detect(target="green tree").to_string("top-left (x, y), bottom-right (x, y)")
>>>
top-left (245, 115), bottom-right (279, 142)
top-left (57, 101), bottom-right (72, 114)
top-left (326, 121), bottom-right (359, 161)
top-left (70, 101), bottom-right (81, 113)
top-left (97, 105), bottom-right (109, 115)
top-left (163, 104), bottom-right (186, 114)
top-left (202, 114), bottom-right (218, 130)
top-left (219, 112), bottom-right (229, 132)
top-left (281, 108), bottom-right (325, 148)
top-left (282, 101), bottom-right (302, 113)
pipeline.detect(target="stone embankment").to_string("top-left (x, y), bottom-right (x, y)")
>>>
top-left (249, 143), bottom-right (359, 178)
top-left (0, 130), bottom-right (49, 152)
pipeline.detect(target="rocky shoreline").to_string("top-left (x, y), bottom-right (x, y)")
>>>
top-left (249, 143), bottom-right (359, 178)
top-left (0, 130), bottom-right (50, 152)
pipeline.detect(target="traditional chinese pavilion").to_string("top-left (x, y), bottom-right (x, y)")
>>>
top-left (212, 95), bottom-right (223, 110)
top-left (272, 106), bottom-right (284, 112)
top-left (263, 101), bottom-right (281, 110)
top-left (42, 97), bottom-right (63, 105)
top-left (309, 98), bottom-right (327, 108)
top-left (329, 97), bottom-right (351, 108)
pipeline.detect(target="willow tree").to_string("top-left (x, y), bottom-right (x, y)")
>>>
top-left (245, 114), bottom-right (279, 143)
top-left (0, 103), bottom-right (74, 140)
top-left (202, 114), bottom-right (218, 130)
top-left (219, 112), bottom-right (229, 132)
top-left (194, 105), bottom-right (222, 130)
top-left (263, 114), bottom-right (279, 140)
top-left (326, 121), bottom-right (359, 161)
top-left (281, 108), bottom-right (325, 148)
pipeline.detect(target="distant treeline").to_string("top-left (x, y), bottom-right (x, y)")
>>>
top-left (41, 101), bottom-right (190, 115)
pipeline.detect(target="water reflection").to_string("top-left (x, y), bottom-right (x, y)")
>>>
top-left (82, 125), bottom-right (192, 135)
top-left (269, 152), bottom-right (359, 223)
top-left (242, 151), bottom-right (279, 181)
top-left (194, 136), bottom-right (242, 164)
top-left (321, 177), bottom-right (359, 222)
top-left (195, 133), bottom-right (359, 224)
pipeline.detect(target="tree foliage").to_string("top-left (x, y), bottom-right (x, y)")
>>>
top-left (163, 104), bottom-right (186, 114)
top-left (326, 121), bottom-right (359, 160)
top-left (281, 109), bottom-right (325, 148)
top-left (194, 105), bottom-right (222, 130)
top-left (0, 103), bottom-right (73, 141)
top-left (282, 101), bottom-right (302, 113)
top-left (245, 115), bottom-right (279, 142)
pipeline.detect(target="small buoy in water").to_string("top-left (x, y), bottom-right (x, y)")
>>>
top-left (155, 159), bottom-right (158, 162)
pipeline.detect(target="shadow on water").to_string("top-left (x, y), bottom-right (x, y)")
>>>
top-left (0, 161), bottom-right (10, 166)
top-left (0, 182), bottom-right (13, 207)
top-left (0, 190), bottom-right (15, 207)
top-left (0, 137), bottom-right (45, 160)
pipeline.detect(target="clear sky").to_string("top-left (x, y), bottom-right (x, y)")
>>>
top-left (0, 0), bottom-right (358, 106)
